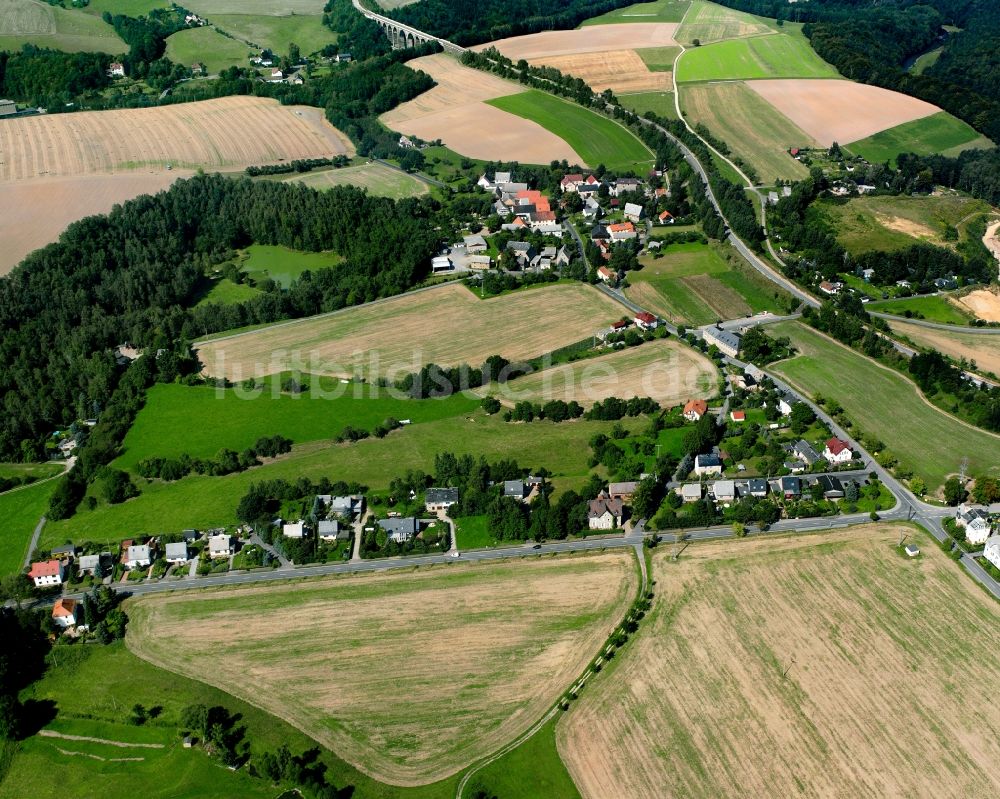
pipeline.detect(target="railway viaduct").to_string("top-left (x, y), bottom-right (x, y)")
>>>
top-left (351, 0), bottom-right (466, 54)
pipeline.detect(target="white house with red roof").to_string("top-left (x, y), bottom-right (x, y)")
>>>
top-left (108, 62), bottom-right (125, 78)
top-left (560, 173), bottom-right (584, 192)
top-left (608, 221), bottom-right (636, 242)
top-left (658, 210), bottom-right (674, 225)
top-left (823, 437), bottom-right (853, 463)
top-left (634, 311), bottom-right (658, 330)
top-left (28, 559), bottom-right (65, 587)
top-left (730, 410), bottom-right (746, 422)
top-left (597, 266), bottom-right (615, 283)
top-left (52, 598), bottom-right (79, 628)
top-left (683, 398), bottom-right (708, 421)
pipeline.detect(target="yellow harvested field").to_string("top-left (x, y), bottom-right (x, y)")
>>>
top-left (0, 172), bottom-right (185, 275)
top-left (889, 319), bottom-right (1000, 376)
top-left (527, 50), bottom-right (671, 94)
top-left (955, 288), bottom-right (1000, 322)
top-left (196, 282), bottom-right (624, 381)
top-left (381, 54), bottom-right (583, 164)
top-left (747, 79), bottom-right (941, 146)
top-left (476, 23), bottom-right (678, 59)
top-left (558, 525), bottom-right (1000, 799)
top-left (499, 338), bottom-right (717, 406)
top-left (0, 97), bottom-right (354, 181)
top-left (127, 553), bottom-right (637, 785)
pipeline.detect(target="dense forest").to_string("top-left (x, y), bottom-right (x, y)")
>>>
top-left (0, 47), bottom-right (111, 107)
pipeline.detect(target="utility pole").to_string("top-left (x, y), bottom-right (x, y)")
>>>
top-left (782, 655), bottom-right (796, 679)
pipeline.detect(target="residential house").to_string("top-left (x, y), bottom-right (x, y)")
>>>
top-left (494, 171), bottom-right (512, 186)
top-left (335, 52), bottom-right (353, 63)
top-left (560, 173), bottom-right (584, 192)
top-left (378, 517), bottom-right (419, 543)
top-left (578, 174), bottom-right (601, 197)
top-left (78, 553), bottom-right (103, 577)
top-left (608, 222), bottom-right (637, 242)
top-left (730, 410), bottom-right (746, 422)
top-left (582, 198), bottom-right (602, 220)
top-left (28, 559), bottom-right (65, 588)
top-left (52, 598), bottom-right (79, 629)
top-left (425, 487), bottom-right (459, 512)
top-left (125, 545), bottom-right (151, 569)
top-left (108, 62), bottom-right (125, 77)
top-left (597, 265), bottom-right (615, 283)
top-left (531, 221), bottom-right (563, 237)
top-left (467, 255), bottom-right (493, 270)
top-left (270, 68), bottom-right (285, 81)
top-left (780, 476), bottom-right (801, 498)
top-left (504, 480), bottom-right (526, 500)
top-left (956, 505), bottom-right (992, 546)
top-left (286, 72), bottom-right (305, 86)
top-left (793, 440), bottom-right (820, 467)
top-left (208, 534), bottom-right (233, 559)
top-left (703, 327), bottom-right (741, 357)
top-left (506, 240), bottom-right (535, 267)
top-left (612, 178), bottom-right (641, 197)
top-left (747, 478), bottom-right (768, 498)
top-left (713, 480), bottom-right (737, 503)
top-left (819, 281), bottom-right (843, 295)
top-left (823, 437), bottom-right (853, 463)
top-left (774, 393), bottom-right (795, 416)
top-left (767, 191), bottom-right (780, 206)
top-left (191, 62), bottom-right (205, 76)
top-left (182, 528), bottom-right (199, 542)
top-left (165, 542), bottom-right (189, 564)
top-left (861, 268), bottom-right (876, 282)
top-left (683, 398), bottom-right (708, 421)
top-left (623, 202), bottom-right (645, 222)
top-left (815, 476), bottom-right (845, 499)
top-left (463, 234), bottom-right (488, 253)
top-left (681, 483), bottom-right (703, 503)
top-left (634, 311), bottom-right (659, 330)
top-left (318, 520), bottom-right (348, 542)
top-left (51, 545), bottom-right (76, 560)
top-left (657, 209), bottom-right (674, 225)
top-left (984, 535), bottom-right (1000, 570)
top-left (694, 454), bottom-right (723, 477)
top-left (608, 481), bottom-right (638, 502)
top-left (283, 521), bottom-right (306, 538)
top-left (555, 246), bottom-right (572, 267)
top-left (934, 276), bottom-right (958, 290)
top-left (590, 223), bottom-right (609, 242)
top-left (588, 491), bottom-right (625, 530)
top-left (501, 216), bottom-right (527, 232)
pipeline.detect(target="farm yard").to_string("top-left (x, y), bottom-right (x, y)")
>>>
top-left (846, 111), bottom-right (993, 164)
top-left (195, 278), bottom-right (624, 382)
top-left (557, 526), bottom-right (1000, 799)
top-left (888, 320), bottom-right (1000, 377)
top-left (675, 0), bottom-right (775, 43)
top-left (676, 33), bottom-right (838, 82)
top-left (494, 338), bottom-right (718, 406)
top-left (0, 0), bottom-right (125, 53)
top-left (0, 97), bottom-right (354, 181)
top-left (768, 321), bottom-right (1000, 490)
top-left (126, 553), bottom-right (638, 785)
top-left (679, 82), bottom-right (814, 182)
top-left (624, 241), bottom-right (791, 324)
top-left (282, 162), bottom-right (430, 199)
top-left (380, 54), bottom-right (584, 165)
top-left (487, 90), bottom-right (654, 173)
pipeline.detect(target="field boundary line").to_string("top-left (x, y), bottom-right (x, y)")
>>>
top-left (39, 730), bottom-right (165, 748)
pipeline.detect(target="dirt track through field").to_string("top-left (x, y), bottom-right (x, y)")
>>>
top-left (747, 79), bottom-right (940, 146)
top-left (126, 553), bottom-right (637, 785)
top-left (381, 53), bottom-right (584, 164)
top-left (558, 525), bottom-right (1000, 799)
top-left (196, 282), bottom-right (623, 381)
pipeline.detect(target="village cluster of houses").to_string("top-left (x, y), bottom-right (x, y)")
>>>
top-left (596, 311), bottom-right (661, 339)
top-left (281, 494), bottom-right (364, 543)
top-left (477, 173), bottom-right (564, 237)
top-left (678, 473), bottom-right (859, 505)
top-left (955, 505), bottom-right (1000, 570)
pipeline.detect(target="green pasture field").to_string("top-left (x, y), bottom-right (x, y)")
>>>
top-left (625, 241), bottom-right (789, 325)
top-left (4, 642), bottom-right (451, 799)
top-left (43, 412), bottom-right (640, 544)
top-left (470, 717), bottom-right (581, 799)
top-left (0, 478), bottom-right (58, 577)
top-left (768, 321), bottom-right (1000, 489)
top-left (193, 277), bottom-right (261, 307)
top-left (0, 462), bottom-right (62, 480)
top-left (185, 0), bottom-right (330, 12)
top-left (453, 515), bottom-right (494, 549)
top-left (211, 13), bottom-right (336, 56)
top-left (240, 243), bottom-right (343, 287)
top-left (909, 46), bottom-right (943, 75)
top-left (675, 0), bottom-right (777, 44)
top-left (868, 294), bottom-right (974, 325)
top-left (676, 33), bottom-right (838, 82)
top-left (636, 46), bottom-right (681, 72)
top-left (81, 0), bottom-right (167, 15)
top-left (846, 112), bottom-right (992, 165)
top-left (164, 26), bottom-right (248, 74)
top-left (581, 0), bottom-right (690, 25)
top-left (0, 0), bottom-right (126, 53)
top-left (619, 91), bottom-right (678, 120)
top-left (283, 162), bottom-right (429, 199)
top-left (680, 81), bottom-right (813, 182)
top-left (819, 193), bottom-right (992, 254)
top-left (114, 380), bottom-right (480, 470)
top-left (487, 90), bottom-right (654, 174)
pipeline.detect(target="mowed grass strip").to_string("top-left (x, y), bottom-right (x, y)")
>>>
top-left (676, 33), bottom-right (838, 82)
top-left (636, 45), bottom-right (681, 72)
top-left (487, 90), bottom-right (653, 173)
top-left (680, 81), bottom-right (815, 182)
top-left (619, 90), bottom-right (678, 119)
top-left (283, 162), bottom-right (429, 200)
top-left (846, 111), bottom-right (992, 165)
top-left (0, 478), bottom-right (58, 577)
top-left (768, 321), bottom-right (1000, 489)
top-left (126, 553), bottom-right (638, 785)
top-left (195, 282), bottom-right (624, 381)
top-left (557, 525), bottom-right (1000, 799)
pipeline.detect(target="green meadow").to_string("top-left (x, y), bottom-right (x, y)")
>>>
top-left (211, 13), bottom-right (336, 56)
top-left (284, 162), bottom-right (429, 200)
top-left (0, 478), bottom-right (58, 577)
top-left (677, 33), bottom-right (838, 82)
top-left (488, 91), bottom-right (654, 173)
top-left (868, 295), bottom-right (974, 325)
top-left (240, 244), bottom-right (343, 287)
top-left (636, 46), bottom-right (681, 72)
top-left (193, 277), bottom-right (262, 307)
top-left (846, 112), bottom-right (992, 165)
top-left (620, 91), bottom-right (679, 120)
top-left (164, 26), bottom-right (248, 74)
top-left (581, 0), bottom-right (690, 25)
top-left (0, 0), bottom-right (126, 53)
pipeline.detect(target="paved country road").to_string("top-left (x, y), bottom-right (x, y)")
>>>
top-left (869, 310), bottom-right (1000, 334)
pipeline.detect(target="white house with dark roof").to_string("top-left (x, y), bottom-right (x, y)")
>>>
top-left (588, 491), bottom-right (624, 530)
top-left (208, 534), bottom-right (233, 559)
top-left (378, 517), bottom-right (419, 543)
top-left (694, 453), bottom-right (722, 476)
top-left (984, 536), bottom-right (1000, 569)
top-left (425, 487), bottom-right (458, 511)
top-left (125, 545), bottom-right (151, 569)
top-left (956, 505), bottom-right (992, 546)
top-left (165, 542), bottom-right (189, 564)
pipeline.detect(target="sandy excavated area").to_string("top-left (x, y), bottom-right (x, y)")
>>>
top-left (954, 288), bottom-right (1000, 322)
top-left (558, 525), bottom-right (1000, 799)
top-left (0, 172), bottom-right (186, 274)
top-left (983, 220), bottom-right (1000, 270)
top-left (0, 96), bottom-right (353, 181)
top-left (196, 282), bottom-right (623, 381)
top-left (127, 553), bottom-right (637, 785)
top-left (889, 319), bottom-right (1000, 376)
top-left (476, 23), bottom-right (678, 59)
top-left (527, 50), bottom-right (671, 94)
top-left (747, 79), bottom-right (940, 146)
top-left (382, 53), bottom-right (583, 164)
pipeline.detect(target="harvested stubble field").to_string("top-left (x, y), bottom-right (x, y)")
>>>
top-left (0, 96), bottom-right (354, 181)
top-left (527, 50), bottom-right (671, 94)
top-left (675, 0), bottom-right (774, 43)
top-left (889, 319), bottom-right (1000, 377)
top-left (127, 553), bottom-right (638, 785)
top-left (0, 172), bottom-right (184, 275)
top-left (496, 338), bottom-right (718, 405)
top-left (558, 525), bottom-right (1000, 799)
top-left (283, 162), bottom-right (429, 200)
top-left (0, 0), bottom-right (125, 53)
top-left (680, 81), bottom-right (814, 182)
top-left (747, 79), bottom-right (940, 147)
top-left (381, 54), bottom-right (583, 165)
top-left (196, 282), bottom-right (623, 381)
top-left (477, 23), bottom-right (678, 59)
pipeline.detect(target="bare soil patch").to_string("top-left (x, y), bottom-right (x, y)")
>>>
top-left (558, 525), bottom-right (1000, 799)
top-left (477, 23), bottom-right (679, 59)
top-left (983, 220), bottom-right (1000, 268)
top-left (527, 50), bottom-right (671, 94)
top-left (126, 553), bottom-right (637, 785)
top-left (0, 173), bottom-right (184, 274)
top-left (954, 288), bottom-right (1000, 322)
top-left (889, 319), bottom-right (1000, 376)
top-left (875, 213), bottom-right (938, 243)
top-left (381, 54), bottom-right (583, 164)
top-left (747, 79), bottom-right (940, 146)
top-left (196, 282), bottom-right (624, 381)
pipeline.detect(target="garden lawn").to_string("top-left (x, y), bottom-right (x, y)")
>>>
top-left (0, 478), bottom-right (58, 577)
top-left (193, 277), bottom-right (262, 307)
top-left (487, 90), bottom-right (653, 173)
top-left (868, 294), bottom-right (974, 325)
top-left (240, 243), bottom-right (343, 287)
top-left (581, 0), bottom-right (690, 25)
top-left (676, 33), bottom-right (838, 82)
top-left (768, 321), bottom-right (1000, 490)
top-left (453, 515), bottom-right (494, 549)
top-left (619, 91), bottom-right (678, 120)
top-left (846, 112), bottom-right (992, 165)
top-left (164, 26), bottom-right (249, 75)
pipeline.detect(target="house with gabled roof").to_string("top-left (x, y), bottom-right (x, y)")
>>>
top-left (588, 491), bottom-right (625, 530)
top-left (623, 202), bottom-right (644, 222)
top-left (378, 517), bottom-right (419, 543)
top-left (683, 399), bottom-right (708, 421)
top-left (823, 437), bottom-right (853, 463)
top-left (425, 487), bottom-right (458, 511)
top-left (28, 559), bottom-right (65, 587)
top-left (52, 598), bottom-right (79, 628)
top-left (694, 454), bottom-right (722, 476)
